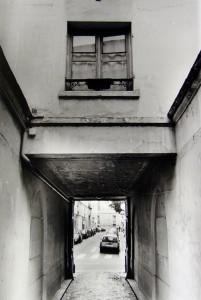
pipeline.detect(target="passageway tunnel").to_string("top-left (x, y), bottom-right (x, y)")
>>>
top-left (22, 124), bottom-right (176, 297)
top-left (22, 125), bottom-right (175, 197)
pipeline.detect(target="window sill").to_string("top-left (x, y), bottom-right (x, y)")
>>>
top-left (58, 90), bottom-right (140, 100)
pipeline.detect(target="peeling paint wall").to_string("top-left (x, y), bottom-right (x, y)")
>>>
top-left (0, 93), bottom-right (70, 300)
top-left (0, 0), bottom-right (200, 117)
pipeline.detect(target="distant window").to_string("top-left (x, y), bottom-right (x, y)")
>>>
top-left (66, 22), bottom-right (133, 91)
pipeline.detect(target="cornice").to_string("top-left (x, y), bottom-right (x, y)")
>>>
top-left (168, 51), bottom-right (201, 123)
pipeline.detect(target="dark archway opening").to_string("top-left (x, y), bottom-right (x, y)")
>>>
top-left (73, 198), bottom-right (127, 274)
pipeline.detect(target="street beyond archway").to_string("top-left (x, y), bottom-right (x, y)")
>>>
top-left (74, 231), bottom-right (126, 273)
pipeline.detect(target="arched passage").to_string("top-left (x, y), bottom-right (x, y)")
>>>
top-left (22, 124), bottom-right (176, 298)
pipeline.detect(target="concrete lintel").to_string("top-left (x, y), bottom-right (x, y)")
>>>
top-left (23, 125), bottom-right (176, 156)
top-left (58, 90), bottom-right (140, 100)
top-left (31, 116), bottom-right (173, 127)
top-left (73, 196), bottom-right (127, 201)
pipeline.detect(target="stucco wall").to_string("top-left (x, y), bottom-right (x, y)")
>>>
top-left (0, 0), bottom-right (200, 117)
top-left (0, 93), bottom-right (69, 300)
top-left (167, 87), bottom-right (201, 300)
top-left (0, 85), bottom-right (30, 300)
top-left (129, 158), bottom-right (175, 300)
top-left (130, 87), bottom-right (201, 300)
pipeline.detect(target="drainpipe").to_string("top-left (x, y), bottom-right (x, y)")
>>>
top-left (21, 130), bottom-right (71, 203)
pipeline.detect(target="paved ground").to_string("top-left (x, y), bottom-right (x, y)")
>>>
top-left (62, 272), bottom-right (137, 300)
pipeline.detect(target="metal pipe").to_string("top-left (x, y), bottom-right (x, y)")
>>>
top-left (21, 131), bottom-right (71, 203)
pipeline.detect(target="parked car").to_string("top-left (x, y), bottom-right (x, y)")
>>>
top-left (74, 232), bottom-right (79, 244)
top-left (87, 229), bottom-right (92, 237)
top-left (81, 229), bottom-right (88, 239)
top-left (96, 227), bottom-right (101, 232)
top-left (91, 228), bottom-right (96, 236)
top-left (100, 234), bottom-right (120, 254)
top-left (96, 226), bottom-right (106, 232)
top-left (74, 231), bottom-right (82, 244)
top-left (100, 227), bottom-right (106, 232)
top-left (77, 231), bottom-right (83, 243)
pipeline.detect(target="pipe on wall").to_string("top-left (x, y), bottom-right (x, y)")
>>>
top-left (21, 131), bottom-right (71, 203)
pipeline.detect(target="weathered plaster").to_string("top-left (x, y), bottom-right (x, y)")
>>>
top-left (0, 91), bottom-right (70, 300)
top-left (22, 125), bottom-right (176, 155)
top-left (0, 0), bottom-right (200, 117)
top-left (166, 87), bottom-right (201, 300)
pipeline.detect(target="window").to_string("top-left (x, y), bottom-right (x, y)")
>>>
top-left (66, 22), bottom-right (133, 91)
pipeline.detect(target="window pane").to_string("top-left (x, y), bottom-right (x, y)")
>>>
top-left (102, 61), bottom-right (127, 78)
top-left (72, 62), bottom-right (96, 79)
top-left (102, 53), bottom-right (127, 62)
top-left (102, 35), bottom-right (125, 53)
top-left (72, 53), bottom-right (96, 62)
top-left (73, 36), bottom-right (95, 53)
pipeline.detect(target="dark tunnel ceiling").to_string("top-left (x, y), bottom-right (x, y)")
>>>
top-left (28, 154), bottom-right (162, 198)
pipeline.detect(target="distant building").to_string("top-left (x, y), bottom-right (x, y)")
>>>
top-left (74, 201), bottom-right (92, 231)
top-left (74, 200), bottom-right (125, 231)
top-left (96, 201), bottom-right (125, 230)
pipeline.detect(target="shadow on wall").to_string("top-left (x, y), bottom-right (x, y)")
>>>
top-left (131, 156), bottom-right (176, 300)
top-left (22, 167), bottom-right (70, 300)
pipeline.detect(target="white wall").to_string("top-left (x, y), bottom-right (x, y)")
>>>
top-left (0, 82), bottom-right (70, 300)
top-left (1, 0), bottom-right (200, 117)
top-left (166, 87), bottom-right (201, 300)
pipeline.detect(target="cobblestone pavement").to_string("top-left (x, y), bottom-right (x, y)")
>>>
top-left (62, 272), bottom-right (137, 300)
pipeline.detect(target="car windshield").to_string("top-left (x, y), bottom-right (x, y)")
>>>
top-left (102, 236), bottom-right (117, 242)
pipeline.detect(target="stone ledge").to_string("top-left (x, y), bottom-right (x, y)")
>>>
top-left (127, 279), bottom-right (148, 300)
top-left (58, 90), bottom-right (140, 100)
top-left (31, 116), bottom-right (173, 127)
top-left (51, 279), bottom-right (72, 300)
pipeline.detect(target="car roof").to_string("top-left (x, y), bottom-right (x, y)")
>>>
top-left (102, 234), bottom-right (117, 238)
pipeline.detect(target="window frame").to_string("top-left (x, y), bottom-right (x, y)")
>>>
top-left (66, 22), bottom-right (133, 91)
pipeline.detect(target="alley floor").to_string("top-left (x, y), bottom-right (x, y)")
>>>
top-left (62, 272), bottom-right (137, 300)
